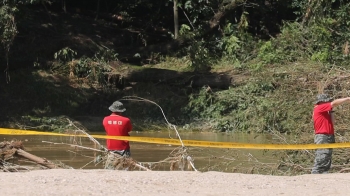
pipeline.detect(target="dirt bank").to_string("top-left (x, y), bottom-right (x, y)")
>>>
top-left (0, 169), bottom-right (348, 196)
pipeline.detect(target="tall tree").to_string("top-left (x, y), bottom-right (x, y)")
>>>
top-left (174, 0), bottom-right (179, 39)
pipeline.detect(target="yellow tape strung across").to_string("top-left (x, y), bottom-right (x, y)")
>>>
top-left (0, 128), bottom-right (349, 150)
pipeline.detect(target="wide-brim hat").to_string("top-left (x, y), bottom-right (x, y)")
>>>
top-left (109, 101), bottom-right (126, 112)
top-left (315, 94), bottom-right (332, 104)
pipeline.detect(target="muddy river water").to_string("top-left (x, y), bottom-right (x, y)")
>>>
top-left (3, 131), bottom-right (285, 172)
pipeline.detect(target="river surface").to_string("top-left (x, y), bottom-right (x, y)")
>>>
top-left (3, 131), bottom-right (287, 172)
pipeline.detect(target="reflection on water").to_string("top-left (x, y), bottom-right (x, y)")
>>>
top-left (2, 131), bottom-right (282, 172)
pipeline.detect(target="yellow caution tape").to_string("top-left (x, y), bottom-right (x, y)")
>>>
top-left (0, 128), bottom-right (349, 150)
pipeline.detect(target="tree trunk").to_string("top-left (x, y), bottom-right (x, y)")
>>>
top-left (95, 0), bottom-right (100, 20)
top-left (116, 0), bottom-right (244, 63)
top-left (174, 0), bottom-right (179, 39)
top-left (62, 0), bottom-right (66, 13)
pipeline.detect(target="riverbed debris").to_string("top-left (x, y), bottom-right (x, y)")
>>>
top-left (120, 96), bottom-right (198, 171)
top-left (1, 118), bottom-right (312, 174)
top-left (1, 115), bottom-right (304, 174)
top-left (0, 140), bottom-right (62, 172)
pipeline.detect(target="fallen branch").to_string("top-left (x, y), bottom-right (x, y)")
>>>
top-left (16, 149), bottom-right (58, 169)
top-left (42, 141), bottom-right (105, 152)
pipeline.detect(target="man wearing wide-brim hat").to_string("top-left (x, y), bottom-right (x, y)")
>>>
top-left (311, 94), bottom-right (350, 174)
top-left (103, 101), bottom-right (132, 159)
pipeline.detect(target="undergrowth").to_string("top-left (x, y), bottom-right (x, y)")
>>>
top-left (185, 62), bottom-right (350, 135)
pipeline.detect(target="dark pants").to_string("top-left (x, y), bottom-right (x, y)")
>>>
top-left (311, 134), bottom-right (335, 174)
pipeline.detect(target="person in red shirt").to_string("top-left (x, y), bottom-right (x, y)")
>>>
top-left (103, 101), bottom-right (132, 157)
top-left (311, 94), bottom-right (350, 174)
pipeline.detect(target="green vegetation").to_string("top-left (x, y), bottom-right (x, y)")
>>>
top-left (0, 0), bottom-right (350, 138)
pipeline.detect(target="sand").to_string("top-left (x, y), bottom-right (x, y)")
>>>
top-left (0, 169), bottom-right (348, 196)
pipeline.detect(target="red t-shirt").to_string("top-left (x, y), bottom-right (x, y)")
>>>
top-left (103, 113), bottom-right (132, 150)
top-left (313, 102), bottom-right (334, 134)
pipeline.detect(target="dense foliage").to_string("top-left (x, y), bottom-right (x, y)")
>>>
top-left (1, 0), bottom-right (350, 134)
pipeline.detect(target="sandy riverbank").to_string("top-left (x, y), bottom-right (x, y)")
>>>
top-left (0, 169), bottom-right (348, 196)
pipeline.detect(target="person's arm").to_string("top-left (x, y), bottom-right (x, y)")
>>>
top-left (127, 119), bottom-right (132, 133)
top-left (331, 97), bottom-right (350, 107)
top-left (330, 112), bottom-right (335, 124)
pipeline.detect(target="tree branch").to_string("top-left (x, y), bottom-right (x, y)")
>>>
top-left (209, 0), bottom-right (245, 29)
